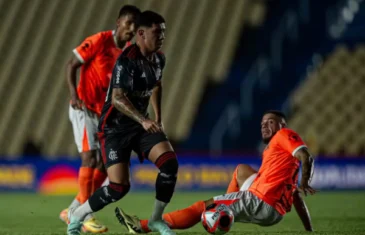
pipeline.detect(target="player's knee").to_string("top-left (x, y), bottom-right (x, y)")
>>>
top-left (95, 159), bottom-right (105, 172)
top-left (80, 151), bottom-right (97, 168)
top-left (236, 164), bottom-right (256, 181)
top-left (155, 151), bottom-right (179, 176)
top-left (107, 181), bottom-right (130, 201)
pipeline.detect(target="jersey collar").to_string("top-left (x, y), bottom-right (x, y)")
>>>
top-left (112, 30), bottom-right (118, 48)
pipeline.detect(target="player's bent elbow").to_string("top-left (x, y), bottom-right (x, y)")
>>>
top-left (294, 148), bottom-right (311, 161)
top-left (111, 95), bottom-right (120, 106)
top-left (67, 56), bottom-right (82, 70)
top-left (293, 190), bottom-right (301, 201)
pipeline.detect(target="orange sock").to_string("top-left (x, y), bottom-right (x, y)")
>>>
top-left (226, 166), bottom-right (239, 193)
top-left (92, 168), bottom-right (107, 193)
top-left (75, 167), bottom-right (94, 204)
top-left (140, 201), bottom-right (206, 232)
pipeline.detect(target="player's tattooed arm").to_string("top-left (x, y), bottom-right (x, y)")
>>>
top-left (293, 190), bottom-right (313, 231)
top-left (112, 88), bottom-right (146, 124)
top-left (151, 81), bottom-right (162, 124)
top-left (112, 88), bottom-right (162, 133)
top-left (294, 148), bottom-right (317, 196)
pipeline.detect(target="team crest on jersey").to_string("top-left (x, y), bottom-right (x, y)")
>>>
top-left (81, 40), bottom-right (92, 51)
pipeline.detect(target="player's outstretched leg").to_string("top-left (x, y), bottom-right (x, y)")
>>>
top-left (146, 141), bottom-right (179, 235)
top-left (67, 162), bottom-right (131, 235)
top-left (82, 157), bottom-right (108, 233)
top-left (61, 150), bottom-right (108, 234)
top-left (59, 152), bottom-right (94, 224)
top-left (116, 200), bottom-right (207, 233)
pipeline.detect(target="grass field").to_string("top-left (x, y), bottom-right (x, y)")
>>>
top-left (0, 191), bottom-right (364, 235)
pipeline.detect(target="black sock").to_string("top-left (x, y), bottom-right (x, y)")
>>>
top-left (155, 151), bottom-right (179, 203)
top-left (88, 182), bottom-right (130, 211)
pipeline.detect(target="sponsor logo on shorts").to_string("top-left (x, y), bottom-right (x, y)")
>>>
top-left (109, 149), bottom-right (118, 161)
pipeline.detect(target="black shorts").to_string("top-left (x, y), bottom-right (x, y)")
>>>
top-left (98, 127), bottom-right (168, 168)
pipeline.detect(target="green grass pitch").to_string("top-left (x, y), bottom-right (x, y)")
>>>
top-left (0, 191), bottom-right (364, 235)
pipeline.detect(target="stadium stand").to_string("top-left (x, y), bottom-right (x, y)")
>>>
top-left (0, 0), bottom-right (251, 157)
top-left (289, 44), bottom-right (365, 156)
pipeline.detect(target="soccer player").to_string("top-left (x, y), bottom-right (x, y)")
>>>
top-left (116, 110), bottom-right (316, 233)
top-left (67, 11), bottom-right (179, 235)
top-left (60, 5), bottom-right (141, 233)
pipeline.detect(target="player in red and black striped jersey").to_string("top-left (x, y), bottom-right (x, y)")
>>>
top-left (68, 11), bottom-right (178, 235)
top-left (98, 44), bottom-right (165, 134)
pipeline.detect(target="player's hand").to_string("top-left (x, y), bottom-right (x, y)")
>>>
top-left (298, 181), bottom-right (317, 196)
top-left (71, 96), bottom-right (83, 110)
top-left (142, 119), bottom-right (162, 133)
top-left (156, 121), bottom-right (164, 132)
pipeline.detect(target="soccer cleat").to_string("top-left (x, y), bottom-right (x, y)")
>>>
top-left (82, 217), bottom-right (108, 234)
top-left (67, 211), bottom-right (83, 235)
top-left (115, 207), bottom-right (143, 234)
top-left (59, 208), bottom-right (69, 224)
top-left (148, 220), bottom-right (176, 235)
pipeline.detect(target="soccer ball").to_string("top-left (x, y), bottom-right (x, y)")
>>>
top-left (201, 204), bottom-right (234, 234)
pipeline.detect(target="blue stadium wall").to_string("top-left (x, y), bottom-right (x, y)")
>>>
top-left (179, 0), bottom-right (365, 153)
top-left (1, 156), bottom-right (364, 194)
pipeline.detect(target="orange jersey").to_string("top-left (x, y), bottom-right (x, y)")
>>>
top-left (249, 128), bottom-right (306, 215)
top-left (73, 30), bottom-right (131, 116)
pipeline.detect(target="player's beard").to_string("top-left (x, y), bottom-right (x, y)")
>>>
top-left (262, 137), bottom-right (271, 144)
top-left (262, 128), bottom-right (273, 144)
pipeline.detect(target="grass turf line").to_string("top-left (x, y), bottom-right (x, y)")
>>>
top-left (0, 191), bottom-right (364, 235)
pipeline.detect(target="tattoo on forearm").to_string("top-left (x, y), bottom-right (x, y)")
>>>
top-left (300, 150), bottom-right (314, 182)
top-left (113, 94), bottom-right (145, 124)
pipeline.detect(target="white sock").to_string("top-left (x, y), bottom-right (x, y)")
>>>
top-left (69, 199), bottom-right (81, 210)
top-left (240, 173), bottom-right (258, 191)
top-left (84, 213), bottom-right (94, 221)
top-left (150, 199), bottom-right (168, 221)
top-left (73, 200), bottom-right (93, 221)
top-left (102, 178), bottom-right (109, 187)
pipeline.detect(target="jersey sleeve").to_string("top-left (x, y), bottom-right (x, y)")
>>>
top-left (111, 57), bottom-right (136, 91)
top-left (73, 33), bottom-right (103, 64)
top-left (276, 128), bottom-right (307, 156)
top-left (158, 52), bottom-right (166, 69)
top-left (156, 52), bottom-right (166, 82)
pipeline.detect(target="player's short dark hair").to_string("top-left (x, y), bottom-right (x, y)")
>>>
top-left (118, 5), bottom-right (141, 18)
top-left (263, 110), bottom-right (287, 121)
top-left (137, 10), bottom-right (165, 28)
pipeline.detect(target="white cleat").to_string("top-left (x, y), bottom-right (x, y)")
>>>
top-left (148, 220), bottom-right (176, 235)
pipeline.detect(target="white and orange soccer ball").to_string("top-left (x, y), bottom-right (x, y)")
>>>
top-left (201, 204), bottom-right (234, 234)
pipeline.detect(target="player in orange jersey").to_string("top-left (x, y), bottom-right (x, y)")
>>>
top-left (116, 110), bottom-right (316, 233)
top-left (60, 5), bottom-right (141, 234)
